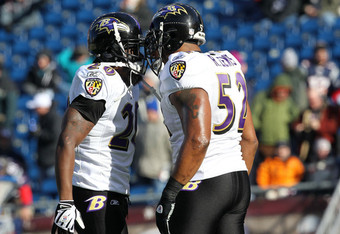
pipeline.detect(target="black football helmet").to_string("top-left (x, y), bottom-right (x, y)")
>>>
top-left (88, 12), bottom-right (146, 75)
top-left (145, 3), bottom-right (206, 75)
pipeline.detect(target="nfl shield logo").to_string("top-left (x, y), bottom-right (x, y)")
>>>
top-left (169, 61), bottom-right (186, 80)
top-left (85, 78), bottom-right (102, 96)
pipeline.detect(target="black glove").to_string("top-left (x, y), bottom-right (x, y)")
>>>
top-left (51, 200), bottom-right (85, 234)
top-left (156, 177), bottom-right (184, 234)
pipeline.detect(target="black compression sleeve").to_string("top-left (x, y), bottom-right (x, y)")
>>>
top-left (69, 95), bottom-right (106, 124)
top-left (162, 177), bottom-right (184, 202)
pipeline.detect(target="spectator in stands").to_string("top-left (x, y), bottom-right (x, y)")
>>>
top-left (258, 0), bottom-right (302, 22)
top-left (300, 42), bottom-right (340, 97)
top-left (280, 48), bottom-right (308, 112)
top-left (256, 141), bottom-right (305, 188)
top-left (0, 57), bottom-right (19, 133)
top-left (26, 91), bottom-right (61, 180)
top-left (57, 45), bottom-right (92, 93)
top-left (301, 0), bottom-right (321, 18)
top-left (293, 88), bottom-right (340, 161)
top-left (22, 49), bottom-right (62, 97)
top-left (0, 0), bottom-right (46, 32)
top-left (304, 137), bottom-right (339, 183)
top-left (134, 70), bottom-right (172, 194)
top-left (0, 128), bottom-right (34, 233)
top-left (252, 73), bottom-right (300, 159)
top-left (119, 0), bottom-right (153, 33)
top-left (320, 0), bottom-right (340, 26)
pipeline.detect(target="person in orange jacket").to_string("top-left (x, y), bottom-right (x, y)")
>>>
top-left (256, 141), bottom-right (305, 188)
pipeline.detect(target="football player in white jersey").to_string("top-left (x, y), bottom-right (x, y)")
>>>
top-left (144, 3), bottom-right (258, 234)
top-left (51, 12), bottom-right (145, 234)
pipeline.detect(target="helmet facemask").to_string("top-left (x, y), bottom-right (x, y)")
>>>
top-left (99, 22), bottom-right (146, 76)
top-left (144, 3), bottom-right (206, 76)
top-left (145, 27), bottom-right (165, 76)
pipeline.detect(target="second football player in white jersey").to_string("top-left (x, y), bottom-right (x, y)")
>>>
top-left (145, 3), bottom-right (258, 234)
top-left (51, 12), bottom-right (145, 234)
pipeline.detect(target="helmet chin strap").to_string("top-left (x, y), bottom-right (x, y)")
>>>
top-left (155, 22), bottom-right (164, 76)
top-left (141, 78), bottom-right (161, 101)
top-left (113, 22), bottom-right (144, 74)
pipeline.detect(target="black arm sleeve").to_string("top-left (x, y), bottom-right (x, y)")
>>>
top-left (69, 95), bottom-right (106, 124)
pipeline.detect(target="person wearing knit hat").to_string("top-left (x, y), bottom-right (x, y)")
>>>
top-left (251, 73), bottom-right (300, 163)
top-left (280, 48), bottom-right (308, 112)
top-left (270, 74), bottom-right (292, 103)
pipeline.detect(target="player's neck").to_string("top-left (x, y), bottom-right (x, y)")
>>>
top-left (163, 43), bottom-right (201, 63)
top-left (176, 43), bottom-right (201, 53)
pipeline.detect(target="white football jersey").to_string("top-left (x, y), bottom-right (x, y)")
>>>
top-left (159, 51), bottom-right (248, 181)
top-left (69, 62), bottom-right (139, 194)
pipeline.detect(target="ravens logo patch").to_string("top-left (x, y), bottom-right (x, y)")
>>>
top-left (169, 61), bottom-right (186, 80)
top-left (85, 78), bottom-right (103, 97)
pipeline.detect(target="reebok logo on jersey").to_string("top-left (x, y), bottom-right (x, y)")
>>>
top-left (85, 78), bottom-right (103, 97)
top-left (170, 61), bottom-right (186, 80)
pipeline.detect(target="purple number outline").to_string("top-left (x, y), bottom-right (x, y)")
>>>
top-left (213, 73), bottom-right (235, 134)
top-left (236, 72), bottom-right (247, 132)
top-left (213, 72), bottom-right (247, 134)
top-left (109, 102), bottom-right (138, 151)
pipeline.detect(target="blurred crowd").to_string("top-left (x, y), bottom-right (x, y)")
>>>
top-left (1, 0), bottom-right (340, 232)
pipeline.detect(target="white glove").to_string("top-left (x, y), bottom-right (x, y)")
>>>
top-left (51, 200), bottom-right (85, 233)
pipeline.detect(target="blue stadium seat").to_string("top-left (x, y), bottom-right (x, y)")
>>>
top-left (10, 66), bottom-right (28, 82)
top-left (283, 15), bottom-right (300, 34)
top-left (43, 11), bottom-right (63, 26)
top-left (45, 25), bottom-right (61, 41)
top-left (253, 35), bottom-right (270, 51)
top-left (269, 22), bottom-right (285, 36)
top-left (285, 32), bottom-right (302, 49)
top-left (300, 32), bottom-right (316, 52)
top-left (60, 24), bottom-right (78, 39)
top-left (40, 177), bottom-right (58, 196)
top-left (317, 30), bottom-right (334, 45)
top-left (12, 40), bottom-right (30, 55)
top-left (222, 38), bottom-right (238, 51)
top-left (27, 161), bottom-right (41, 182)
top-left (332, 44), bottom-right (340, 59)
top-left (203, 0), bottom-right (220, 15)
top-left (269, 34), bottom-right (285, 50)
top-left (203, 14), bottom-right (220, 41)
top-left (76, 9), bottom-right (95, 25)
top-left (0, 29), bottom-right (13, 43)
top-left (61, 0), bottom-right (79, 11)
top-left (236, 23), bottom-right (254, 39)
top-left (93, 0), bottom-right (112, 8)
top-left (267, 48), bottom-right (281, 65)
top-left (29, 26), bottom-right (46, 41)
top-left (300, 18), bottom-right (319, 33)
top-left (300, 46), bottom-right (314, 60)
top-left (219, 1), bottom-right (235, 17)
top-left (237, 37), bottom-right (252, 53)
top-left (45, 39), bottom-right (63, 54)
top-left (269, 63), bottom-right (282, 79)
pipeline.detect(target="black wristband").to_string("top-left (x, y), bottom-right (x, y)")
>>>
top-left (162, 177), bottom-right (184, 202)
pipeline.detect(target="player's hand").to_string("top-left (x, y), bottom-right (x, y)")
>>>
top-left (155, 177), bottom-right (184, 234)
top-left (156, 196), bottom-right (175, 234)
top-left (51, 200), bottom-right (85, 234)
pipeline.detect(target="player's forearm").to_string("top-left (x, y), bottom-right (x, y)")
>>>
top-left (240, 139), bottom-right (258, 174)
top-left (55, 143), bottom-right (75, 200)
top-left (172, 136), bottom-right (209, 185)
top-left (241, 102), bottom-right (258, 174)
